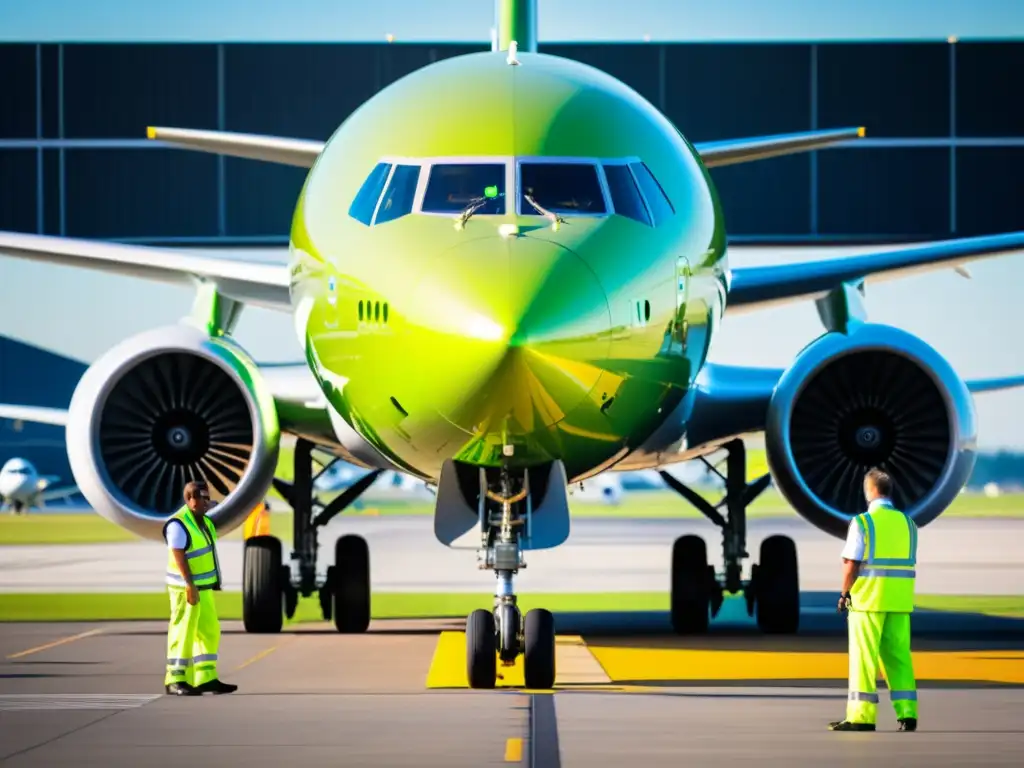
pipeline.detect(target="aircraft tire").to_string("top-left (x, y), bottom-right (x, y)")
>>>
top-left (523, 608), bottom-right (556, 690)
top-left (332, 534), bottom-right (371, 633)
top-left (242, 535), bottom-right (284, 634)
top-left (670, 534), bottom-right (711, 634)
top-left (466, 609), bottom-right (497, 689)
top-left (755, 534), bottom-right (800, 634)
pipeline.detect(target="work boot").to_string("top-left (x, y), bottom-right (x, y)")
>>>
top-left (195, 679), bottom-right (238, 694)
top-left (828, 720), bottom-right (875, 731)
top-left (898, 718), bottom-right (917, 732)
top-left (165, 682), bottom-right (200, 696)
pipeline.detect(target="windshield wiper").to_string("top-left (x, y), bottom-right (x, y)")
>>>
top-left (523, 194), bottom-right (566, 229)
top-left (454, 193), bottom-right (503, 229)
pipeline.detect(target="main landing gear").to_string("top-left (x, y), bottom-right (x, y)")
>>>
top-left (241, 439), bottom-right (382, 634)
top-left (466, 470), bottom-right (556, 690)
top-left (659, 438), bottom-right (800, 635)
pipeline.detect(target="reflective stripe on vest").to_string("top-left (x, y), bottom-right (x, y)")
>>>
top-left (165, 506), bottom-right (221, 590)
top-left (850, 502), bottom-right (917, 613)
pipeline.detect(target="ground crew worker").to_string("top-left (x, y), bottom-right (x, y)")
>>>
top-left (829, 467), bottom-right (917, 732)
top-left (163, 479), bottom-right (237, 696)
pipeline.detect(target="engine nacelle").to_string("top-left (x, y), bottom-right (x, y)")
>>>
top-left (765, 323), bottom-right (977, 539)
top-left (66, 324), bottom-right (281, 541)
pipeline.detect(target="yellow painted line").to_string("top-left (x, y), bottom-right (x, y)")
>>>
top-left (6, 628), bottom-right (104, 660)
top-left (586, 647), bottom-right (1024, 685)
top-left (425, 632), bottom-right (611, 689)
top-left (504, 737), bottom-right (523, 762)
top-left (233, 644), bottom-right (280, 672)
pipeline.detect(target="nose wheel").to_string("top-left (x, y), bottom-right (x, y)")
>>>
top-left (464, 471), bottom-right (556, 690)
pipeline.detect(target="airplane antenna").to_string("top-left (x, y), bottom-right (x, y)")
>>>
top-left (507, 40), bottom-right (520, 66)
top-left (495, 0), bottom-right (537, 53)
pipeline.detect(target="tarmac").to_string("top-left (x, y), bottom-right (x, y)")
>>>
top-left (2, 515), bottom-right (1023, 765)
top-left (2, 515), bottom-right (1023, 595)
top-left (1, 609), bottom-right (1023, 766)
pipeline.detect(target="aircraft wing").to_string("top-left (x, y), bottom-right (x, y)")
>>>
top-left (694, 128), bottom-right (864, 168)
top-left (0, 404), bottom-right (68, 426)
top-left (0, 231), bottom-right (292, 311)
top-left (147, 126), bottom-right (324, 167)
top-left (726, 233), bottom-right (1024, 314)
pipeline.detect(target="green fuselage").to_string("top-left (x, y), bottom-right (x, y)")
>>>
top-left (289, 50), bottom-right (728, 483)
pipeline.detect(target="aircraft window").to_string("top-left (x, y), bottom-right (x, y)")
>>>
top-left (629, 162), bottom-right (674, 226)
top-left (519, 163), bottom-right (606, 215)
top-left (374, 164), bottom-right (420, 224)
top-left (349, 162), bottom-right (392, 226)
top-left (422, 164), bottom-right (506, 215)
top-left (602, 164), bottom-right (650, 225)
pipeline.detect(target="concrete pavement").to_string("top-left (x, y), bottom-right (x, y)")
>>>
top-left (1, 612), bottom-right (1022, 766)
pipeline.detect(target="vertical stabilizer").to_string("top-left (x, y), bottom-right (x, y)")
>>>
top-left (495, 0), bottom-right (538, 53)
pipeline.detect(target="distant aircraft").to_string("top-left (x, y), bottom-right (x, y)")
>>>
top-left (0, 457), bottom-right (78, 514)
top-left (2, 0), bottom-right (1024, 690)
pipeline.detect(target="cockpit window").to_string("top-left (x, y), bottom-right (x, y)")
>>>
top-left (519, 163), bottom-right (606, 215)
top-left (374, 164), bottom-right (419, 224)
top-left (602, 164), bottom-right (650, 225)
top-left (348, 162), bottom-right (391, 226)
top-left (629, 162), bottom-right (674, 226)
top-left (422, 164), bottom-right (506, 215)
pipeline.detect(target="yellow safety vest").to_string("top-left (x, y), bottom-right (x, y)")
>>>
top-left (850, 502), bottom-right (917, 613)
top-left (163, 506), bottom-right (221, 591)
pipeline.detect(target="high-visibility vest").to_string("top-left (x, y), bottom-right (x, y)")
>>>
top-left (850, 502), bottom-right (917, 613)
top-left (163, 506), bottom-right (221, 591)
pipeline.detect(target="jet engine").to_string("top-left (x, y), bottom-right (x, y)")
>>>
top-left (65, 324), bottom-right (281, 541)
top-left (764, 323), bottom-right (977, 538)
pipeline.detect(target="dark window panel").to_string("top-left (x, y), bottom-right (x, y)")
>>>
top-left (542, 44), bottom-right (661, 109)
top-left (41, 44), bottom-right (59, 139)
top-left (43, 149), bottom-right (60, 235)
top-left (225, 158), bottom-right (308, 236)
top-left (0, 44), bottom-right (37, 139)
top-left (818, 43), bottom-right (949, 137)
top-left (818, 148), bottom-right (949, 237)
top-left (63, 44), bottom-right (218, 139)
top-left (956, 43), bottom-right (1024, 137)
top-left (379, 43), bottom-right (487, 89)
top-left (664, 43), bottom-right (810, 143)
top-left (710, 153), bottom-right (810, 236)
top-left (224, 44), bottom-right (381, 140)
top-left (955, 148), bottom-right (1024, 236)
top-left (64, 149), bottom-right (217, 239)
top-left (0, 150), bottom-right (38, 233)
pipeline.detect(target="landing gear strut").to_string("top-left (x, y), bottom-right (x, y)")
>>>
top-left (660, 438), bottom-right (800, 635)
top-left (465, 468), bottom-right (556, 690)
top-left (241, 438), bottom-right (381, 634)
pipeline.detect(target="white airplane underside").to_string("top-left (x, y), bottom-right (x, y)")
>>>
top-left (2, 116), bottom-right (1024, 649)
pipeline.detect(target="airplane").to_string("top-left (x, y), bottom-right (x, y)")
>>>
top-left (0, 456), bottom-right (78, 514)
top-left (2, 0), bottom-right (1024, 690)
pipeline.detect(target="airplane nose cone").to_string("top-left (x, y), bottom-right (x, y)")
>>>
top-left (407, 236), bottom-right (612, 437)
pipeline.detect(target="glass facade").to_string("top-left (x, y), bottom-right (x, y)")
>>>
top-left (1, 41), bottom-right (1022, 244)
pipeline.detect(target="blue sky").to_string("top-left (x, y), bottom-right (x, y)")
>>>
top-left (1, 0), bottom-right (1024, 449)
top-left (2, 0), bottom-right (1023, 42)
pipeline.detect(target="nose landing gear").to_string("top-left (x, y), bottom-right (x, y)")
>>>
top-left (464, 471), bottom-right (556, 690)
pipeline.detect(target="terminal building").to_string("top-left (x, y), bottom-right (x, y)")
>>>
top-left (1, 40), bottom-right (1022, 245)
top-left (1, 38), bottom-right (1023, 479)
